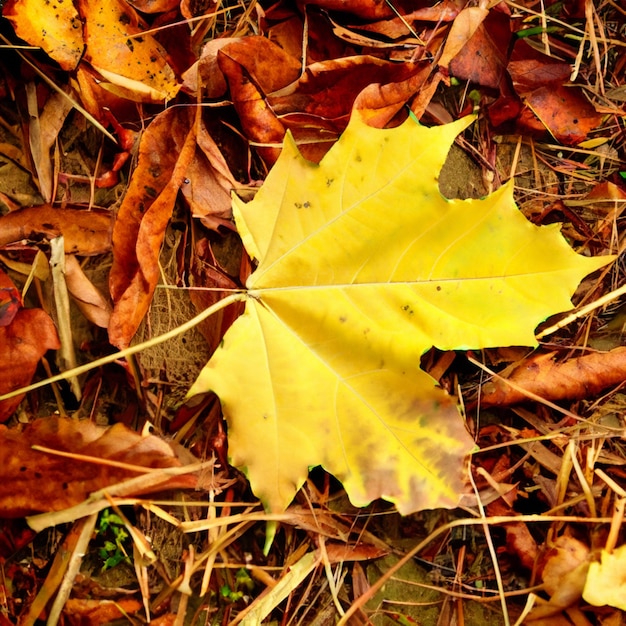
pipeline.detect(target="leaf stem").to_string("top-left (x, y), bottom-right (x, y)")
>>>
top-left (0, 292), bottom-right (248, 402)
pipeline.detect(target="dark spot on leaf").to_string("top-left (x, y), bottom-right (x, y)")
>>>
top-left (294, 202), bottom-right (302, 209)
top-left (339, 315), bottom-right (347, 323)
top-left (144, 186), bottom-right (158, 198)
top-left (148, 166), bottom-right (161, 178)
top-left (119, 12), bottom-right (131, 25)
top-left (126, 39), bottom-right (134, 51)
top-left (326, 178), bottom-right (334, 187)
top-left (20, 466), bottom-right (26, 472)
top-left (42, 223), bottom-right (55, 229)
top-left (436, 286), bottom-right (441, 291)
top-left (355, 153), bottom-right (362, 162)
top-left (303, 201), bottom-right (311, 208)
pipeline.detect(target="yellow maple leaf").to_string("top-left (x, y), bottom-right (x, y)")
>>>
top-left (189, 114), bottom-right (612, 514)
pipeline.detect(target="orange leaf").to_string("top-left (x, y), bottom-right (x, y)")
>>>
top-left (0, 205), bottom-right (112, 256)
top-left (0, 309), bottom-right (60, 423)
top-left (79, 0), bottom-right (179, 102)
top-left (3, 0), bottom-right (84, 70)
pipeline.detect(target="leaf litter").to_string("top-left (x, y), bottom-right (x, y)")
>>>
top-left (0, 0), bottom-right (625, 623)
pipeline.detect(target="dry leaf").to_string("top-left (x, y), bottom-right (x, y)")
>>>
top-left (0, 309), bottom-right (60, 423)
top-left (583, 543), bottom-right (626, 611)
top-left (0, 416), bottom-right (198, 517)
top-left (0, 205), bottom-right (113, 256)
top-left (3, 0), bottom-right (84, 70)
top-left (478, 348), bottom-right (626, 408)
top-left (79, 0), bottom-right (179, 102)
top-left (108, 107), bottom-right (197, 348)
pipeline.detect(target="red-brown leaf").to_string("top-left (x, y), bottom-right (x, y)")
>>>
top-left (0, 416), bottom-right (199, 517)
top-left (0, 309), bottom-right (60, 423)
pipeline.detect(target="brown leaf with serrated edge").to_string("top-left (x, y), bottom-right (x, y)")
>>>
top-left (0, 309), bottom-right (60, 423)
top-left (0, 416), bottom-right (199, 517)
top-left (0, 205), bottom-right (112, 256)
top-left (478, 348), bottom-right (626, 408)
top-left (108, 107), bottom-right (197, 348)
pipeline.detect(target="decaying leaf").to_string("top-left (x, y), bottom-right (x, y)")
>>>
top-left (189, 113), bottom-right (612, 514)
top-left (0, 416), bottom-right (198, 517)
top-left (109, 107), bottom-right (197, 348)
top-left (0, 205), bottom-right (113, 256)
top-left (478, 347), bottom-right (626, 407)
top-left (0, 309), bottom-right (60, 423)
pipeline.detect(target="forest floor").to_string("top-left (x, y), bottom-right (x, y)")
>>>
top-left (0, 0), bottom-right (625, 624)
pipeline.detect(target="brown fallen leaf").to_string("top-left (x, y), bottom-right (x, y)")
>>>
top-left (521, 84), bottom-right (603, 145)
top-left (303, 0), bottom-right (396, 20)
top-left (0, 309), bottom-right (60, 423)
top-left (0, 416), bottom-right (199, 517)
top-left (0, 205), bottom-right (113, 256)
top-left (0, 267), bottom-right (21, 327)
top-left (526, 535), bottom-right (590, 622)
top-left (108, 106), bottom-right (197, 348)
top-left (180, 117), bottom-right (237, 230)
top-left (64, 255), bottom-right (111, 328)
top-left (477, 347), bottom-right (626, 408)
top-left (447, 9), bottom-right (511, 90)
top-left (63, 598), bottom-right (143, 624)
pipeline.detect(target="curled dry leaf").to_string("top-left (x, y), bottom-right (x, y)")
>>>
top-left (0, 205), bottom-right (113, 256)
top-left (64, 255), bottom-right (111, 328)
top-left (526, 535), bottom-right (590, 622)
top-left (108, 107), bottom-right (198, 348)
top-left (0, 416), bottom-right (198, 517)
top-left (0, 309), bottom-right (60, 423)
top-left (478, 347), bottom-right (626, 408)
